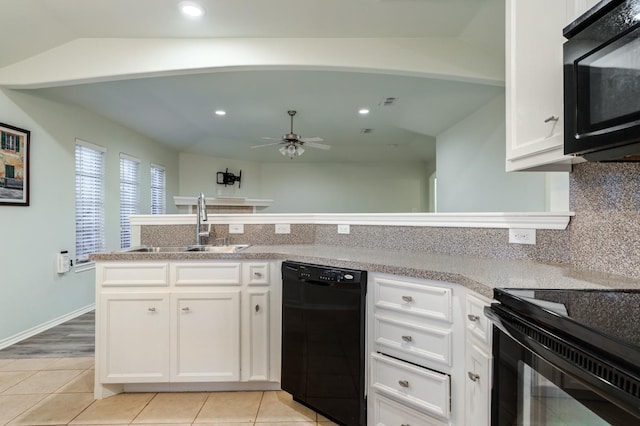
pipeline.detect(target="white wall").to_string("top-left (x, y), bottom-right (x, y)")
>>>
top-left (435, 95), bottom-right (550, 212)
top-left (178, 153), bottom-right (263, 206)
top-left (0, 89), bottom-right (179, 344)
top-left (261, 162), bottom-right (432, 213)
top-left (178, 153), bottom-right (433, 213)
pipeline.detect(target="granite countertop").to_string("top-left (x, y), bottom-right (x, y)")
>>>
top-left (90, 244), bottom-right (640, 299)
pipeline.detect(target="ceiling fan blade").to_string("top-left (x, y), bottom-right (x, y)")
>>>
top-left (299, 136), bottom-right (324, 143)
top-left (304, 141), bottom-right (331, 150)
top-left (261, 136), bottom-right (283, 141)
top-left (251, 142), bottom-right (284, 148)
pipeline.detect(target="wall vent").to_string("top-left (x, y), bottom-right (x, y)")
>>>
top-left (380, 97), bottom-right (398, 106)
top-left (361, 128), bottom-right (374, 134)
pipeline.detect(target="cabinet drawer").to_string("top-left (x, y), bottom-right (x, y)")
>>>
top-left (171, 262), bottom-right (241, 286)
top-left (372, 393), bottom-right (448, 426)
top-left (371, 352), bottom-right (451, 420)
top-left (375, 315), bottom-right (452, 367)
top-left (243, 262), bottom-right (270, 286)
top-left (466, 293), bottom-right (492, 346)
top-left (99, 262), bottom-right (169, 287)
top-left (374, 277), bottom-right (452, 323)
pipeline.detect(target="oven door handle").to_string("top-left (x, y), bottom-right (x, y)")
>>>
top-left (484, 304), bottom-right (517, 340)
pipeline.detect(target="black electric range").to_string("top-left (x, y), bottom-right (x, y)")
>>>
top-left (485, 288), bottom-right (640, 423)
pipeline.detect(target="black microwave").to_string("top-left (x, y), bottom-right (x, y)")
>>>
top-left (564, 0), bottom-right (640, 161)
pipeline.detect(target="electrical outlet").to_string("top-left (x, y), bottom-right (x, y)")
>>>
top-left (229, 224), bottom-right (244, 234)
top-left (509, 228), bottom-right (536, 245)
top-left (275, 224), bottom-right (291, 234)
top-left (337, 224), bottom-right (350, 234)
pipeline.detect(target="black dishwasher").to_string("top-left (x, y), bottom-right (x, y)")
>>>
top-left (281, 261), bottom-right (367, 426)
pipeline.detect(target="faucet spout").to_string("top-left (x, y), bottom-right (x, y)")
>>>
top-left (196, 193), bottom-right (209, 245)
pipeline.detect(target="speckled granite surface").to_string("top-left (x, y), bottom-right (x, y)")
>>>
top-left (569, 162), bottom-right (640, 279)
top-left (91, 244), bottom-right (640, 299)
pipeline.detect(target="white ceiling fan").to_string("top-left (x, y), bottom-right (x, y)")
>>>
top-left (252, 110), bottom-right (331, 158)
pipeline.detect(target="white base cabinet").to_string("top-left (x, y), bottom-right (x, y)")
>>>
top-left (94, 260), bottom-right (280, 399)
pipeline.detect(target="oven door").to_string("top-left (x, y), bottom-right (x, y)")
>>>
top-left (487, 307), bottom-right (640, 425)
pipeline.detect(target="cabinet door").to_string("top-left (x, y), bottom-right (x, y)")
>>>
top-left (465, 341), bottom-right (492, 426)
top-left (99, 293), bottom-right (170, 383)
top-left (242, 290), bottom-right (270, 381)
top-left (505, 0), bottom-right (574, 171)
top-left (171, 291), bottom-right (241, 381)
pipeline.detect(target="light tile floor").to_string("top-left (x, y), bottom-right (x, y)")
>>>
top-left (0, 357), bottom-right (337, 426)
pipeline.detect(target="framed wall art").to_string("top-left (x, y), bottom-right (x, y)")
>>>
top-left (0, 122), bottom-right (30, 206)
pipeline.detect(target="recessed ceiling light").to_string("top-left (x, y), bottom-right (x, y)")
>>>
top-left (214, 110), bottom-right (226, 116)
top-left (179, 1), bottom-right (205, 18)
top-left (358, 109), bottom-right (370, 115)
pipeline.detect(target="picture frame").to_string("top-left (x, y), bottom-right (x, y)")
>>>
top-left (0, 122), bottom-right (30, 206)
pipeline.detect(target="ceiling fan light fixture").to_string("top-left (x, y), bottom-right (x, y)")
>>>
top-left (178, 1), bottom-right (205, 18)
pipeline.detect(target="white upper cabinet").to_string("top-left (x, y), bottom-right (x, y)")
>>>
top-left (505, 0), bottom-right (593, 171)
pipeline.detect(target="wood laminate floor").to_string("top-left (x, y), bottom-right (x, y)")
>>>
top-left (0, 311), bottom-right (95, 359)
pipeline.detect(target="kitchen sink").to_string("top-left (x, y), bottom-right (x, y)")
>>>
top-left (124, 246), bottom-right (186, 253)
top-left (184, 244), bottom-right (251, 253)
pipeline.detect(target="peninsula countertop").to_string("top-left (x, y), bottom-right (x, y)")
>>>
top-left (90, 244), bottom-right (640, 299)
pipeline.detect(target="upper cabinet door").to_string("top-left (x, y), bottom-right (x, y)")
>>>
top-left (505, 0), bottom-right (581, 171)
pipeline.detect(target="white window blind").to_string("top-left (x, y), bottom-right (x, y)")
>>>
top-left (120, 154), bottom-right (140, 248)
top-left (75, 141), bottom-right (106, 264)
top-left (151, 164), bottom-right (166, 215)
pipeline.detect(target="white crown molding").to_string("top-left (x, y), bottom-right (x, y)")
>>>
top-left (131, 212), bottom-right (573, 230)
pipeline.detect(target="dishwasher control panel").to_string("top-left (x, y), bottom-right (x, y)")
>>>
top-left (285, 261), bottom-right (364, 284)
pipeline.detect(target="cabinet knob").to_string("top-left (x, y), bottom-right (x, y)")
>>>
top-left (255, 304), bottom-right (260, 312)
top-left (401, 295), bottom-right (413, 302)
top-left (398, 380), bottom-right (410, 388)
top-left (182, 307), bottom-right (190, 312)
top-left (544, 115), bottom-right (559, 123)
top-left (147, 307), bottom-right (156, 312)
top-left (468, 371), bottom-right (480, 382)
top-left (467, 314), bottom-right (480, 322)
top-left (401, 335), bottom-right (413, 342)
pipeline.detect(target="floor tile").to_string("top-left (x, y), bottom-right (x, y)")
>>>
top-left (0, 370), bottom-right (36, 393)
top-left (47, 356), bottom-right (95, 370)
top-left (3, 369), bottom-right (83, 394)
top-left (0, 359), bottom-right (17, 369)
top-left (0, 357), bottom-right (61, 371)
top-left (57, 369), bottom-right (95, 393)
top-left (195, 391), bottom-right (262, 423)
top-left (256, 391), bottom-right (317, 423)
top-left (195, 423), bottom-right (253, 426)
top-left (8, 392), bottom-right (94, 425)
top-left (70, 392), bottom-right (155, 424)
top-left (132, 392), bottom-right (209, 424)
top-left (0, 394), bottom-right (47, 425)
top-left (317, 413), bottom-right (339, 425)
top-left (254, 422), bottom-right (316, 426)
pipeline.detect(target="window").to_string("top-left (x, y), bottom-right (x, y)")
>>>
top-left (150, 164), bottom-right (166, 215)
top-left (75, 140), bottom-right (105, 264)
top-left (1, 130), bottom-right (20, 152)
top-left (120, 154), bottom-right (140, 248)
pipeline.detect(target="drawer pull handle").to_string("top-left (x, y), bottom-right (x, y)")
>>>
top-left (401, 295), bottom-right (413, 302)
top-left (254, 272), bottom-right (263, 278)
top-left (255, 304), bottom-right (260, 312)
top-left (467, 314), bottom-right (480, 322)
top-left (398, 380), bottom-right (410, 388)
top-left (147, 307), bottom-right (156, 312)
top-left (182, 307), bottom-right (190, 312)
top-left (401, 335), bottom-right (413, 342)
top-left (544, 115), bottom-right (559, 123)
top-left (401, 424), bottom-right (411, 426)
top-left (468, 372), bottom-right (480, 382)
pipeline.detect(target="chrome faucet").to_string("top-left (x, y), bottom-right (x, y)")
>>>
top-left (195, 193), bottom-right (209, 245)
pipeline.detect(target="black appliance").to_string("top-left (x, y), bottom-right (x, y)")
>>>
top-left (485, 288), bottom-right (640, 425)
top-left (564, 0), bottom-right (640, 161)
top-left (281, 261), bottom-right (367, 426)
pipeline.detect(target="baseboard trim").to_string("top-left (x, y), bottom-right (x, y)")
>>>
top-left (0, 304), bottom-right (95, 351)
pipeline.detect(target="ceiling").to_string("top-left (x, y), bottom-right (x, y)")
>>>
top-left (1, 0), bottom-right (505, 163)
